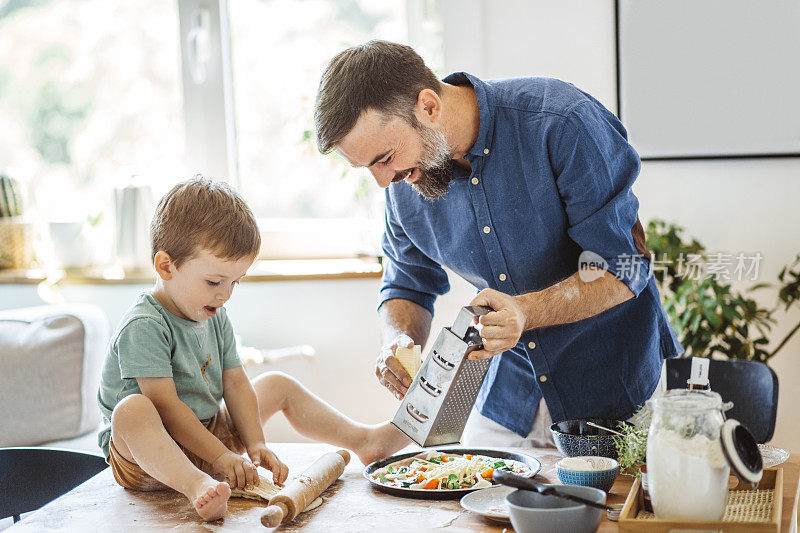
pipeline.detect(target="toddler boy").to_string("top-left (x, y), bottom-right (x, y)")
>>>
top-left (97, 177), bottom-right (408, 521)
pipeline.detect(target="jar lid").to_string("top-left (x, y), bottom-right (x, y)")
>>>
top-left (720, 419), bottom-right (763, 484)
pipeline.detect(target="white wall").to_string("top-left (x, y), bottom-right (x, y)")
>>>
top-left (441, 0), bottom-right (618, 113)
top-left (440, 0), bottom-right (800, 450)
top-left (0, 274), bottom-right (477, 443)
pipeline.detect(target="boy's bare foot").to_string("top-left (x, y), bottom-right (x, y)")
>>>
top-left (191, 479), bottom-right (231, 521)
top-left (355, 422), bottom-right (411, 465)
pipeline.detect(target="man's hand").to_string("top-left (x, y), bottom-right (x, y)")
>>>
top-left (468, 289), bottom-right (527, 360)
top-left (247, 442), bottom-right (289, 486)
top-left (211, 450), bottom-right (259, 490)
top-left (376, 334), bottom-right (414, 399)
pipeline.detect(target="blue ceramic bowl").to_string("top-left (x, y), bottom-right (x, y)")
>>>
top-left (550, 418), bottom-right (630, 459)
top-left (556, 456), bottom-right (620, 493)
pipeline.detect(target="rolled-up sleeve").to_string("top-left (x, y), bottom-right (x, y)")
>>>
top-left (379, 194), bottom-right (450, 315)
top-left (554, 101), bottom-right (650, 297)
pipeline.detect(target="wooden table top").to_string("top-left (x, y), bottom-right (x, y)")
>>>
top-left (8, 443), bottom-right (800, 532)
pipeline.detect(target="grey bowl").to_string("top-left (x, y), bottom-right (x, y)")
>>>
top-left (506, 485), bottom-right (606, 533)
top-left (550, 418), bottom-right (631, 459)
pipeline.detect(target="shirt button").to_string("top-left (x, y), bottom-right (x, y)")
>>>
top-left (471, 177), bottom-right (479, 185)
top-left (483, 226), bottom-right (491, 234)
top-left (498, 273), bottom-right (507, 281)
top-left (528, 342), bottom-right (536, 349)
top-left (539, 375), bottom-right (547, 383)
top-left (483, 148), bottom-right (489, 155)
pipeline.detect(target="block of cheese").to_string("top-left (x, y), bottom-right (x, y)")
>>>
top-left (395, 345), bottom-right (422, 378)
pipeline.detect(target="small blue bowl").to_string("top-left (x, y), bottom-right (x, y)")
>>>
top-left (556, 456), bottom-right (619, 493)
top-left (550, 418), bottom-right (630, 459)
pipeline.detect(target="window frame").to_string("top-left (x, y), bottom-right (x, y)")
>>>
top-left (177, 0), bottom-right (238, 186)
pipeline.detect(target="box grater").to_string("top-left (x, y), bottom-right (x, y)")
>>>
top-left (391, 305), bottom-right (492, 447)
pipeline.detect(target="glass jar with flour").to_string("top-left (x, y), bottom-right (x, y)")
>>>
top-left (646, 390), bottom-right (730, 521)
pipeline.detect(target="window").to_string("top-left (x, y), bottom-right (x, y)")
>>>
top-left (228, 0), bottom-right (408, 258)
top-left (0, 0), bottom-right (185, 228)
top-left (230, 0), bottom-right (403, 218)
top-left (0, 0), bottom-right (443, 268)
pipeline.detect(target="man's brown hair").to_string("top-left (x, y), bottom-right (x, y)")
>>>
top-left (150, 176), bottom-right (261, 267)
top-left (314, 40), bottom-right (441, 154)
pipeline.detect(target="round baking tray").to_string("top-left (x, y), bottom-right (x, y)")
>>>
top-left (363, 447), bottom-right (542, 500)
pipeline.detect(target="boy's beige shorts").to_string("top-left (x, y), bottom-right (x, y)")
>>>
top-left (108, 404), bottom-right (246, 491)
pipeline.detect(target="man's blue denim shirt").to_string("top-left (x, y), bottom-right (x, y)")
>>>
top-left (378, 72), bottom-right (683, 436)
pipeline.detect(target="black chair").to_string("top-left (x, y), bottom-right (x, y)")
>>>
top-left (0, 447), bottom-right (109, 523)
top-left (664, 358), bottom-right (779, 443)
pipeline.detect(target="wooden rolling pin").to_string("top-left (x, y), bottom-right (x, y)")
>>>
top-left (260, 449), bottom-right (350, 527)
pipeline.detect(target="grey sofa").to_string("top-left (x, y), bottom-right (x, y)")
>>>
top-left (0, 304), bottom-right (109, 452)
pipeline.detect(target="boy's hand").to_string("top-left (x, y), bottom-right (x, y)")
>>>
top-left (247, 442), bottom-right (289, 486)
top-left (211, 450), bottom-right (258, 490)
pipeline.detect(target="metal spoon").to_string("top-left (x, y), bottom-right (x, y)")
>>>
top-left (492, 470), bottom-right (613, 512)
top-left (585, 421), bottom-right (625, 437)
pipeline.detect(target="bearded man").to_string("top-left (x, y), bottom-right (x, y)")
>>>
top-left (314, 40), bottom-right (681, 447)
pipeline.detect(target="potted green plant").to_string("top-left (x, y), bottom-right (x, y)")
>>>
top-left (0, 174), bottom-right (33, 269)
top-left (646, 219), bottom-right (800, 364)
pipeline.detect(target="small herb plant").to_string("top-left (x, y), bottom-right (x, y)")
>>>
top-left (613, 406), bottom-right (651, 477)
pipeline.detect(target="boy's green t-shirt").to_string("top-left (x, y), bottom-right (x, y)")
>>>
top-left (96, 291), bottom-right (242, 459)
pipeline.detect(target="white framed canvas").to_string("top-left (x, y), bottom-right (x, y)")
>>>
top-left (617, 0), bottom-right (800, 159)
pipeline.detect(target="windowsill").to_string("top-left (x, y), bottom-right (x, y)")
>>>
top-left (0, 257), bottom-right (383, 285)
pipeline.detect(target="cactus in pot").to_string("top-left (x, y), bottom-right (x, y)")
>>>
top-left (0, 174), bottom-right (33, 269)
top-left (0, 174), bottom-right (23, 218)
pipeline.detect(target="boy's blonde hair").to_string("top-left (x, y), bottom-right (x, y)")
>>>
top-left (150, 176), bottom-right (261, 267)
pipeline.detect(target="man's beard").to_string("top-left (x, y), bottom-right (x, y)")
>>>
top-left (410, 125), bottom-right (453, 200)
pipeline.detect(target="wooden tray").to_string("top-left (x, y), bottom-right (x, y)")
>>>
top-left (618, 468), bottom-right (783, 532)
